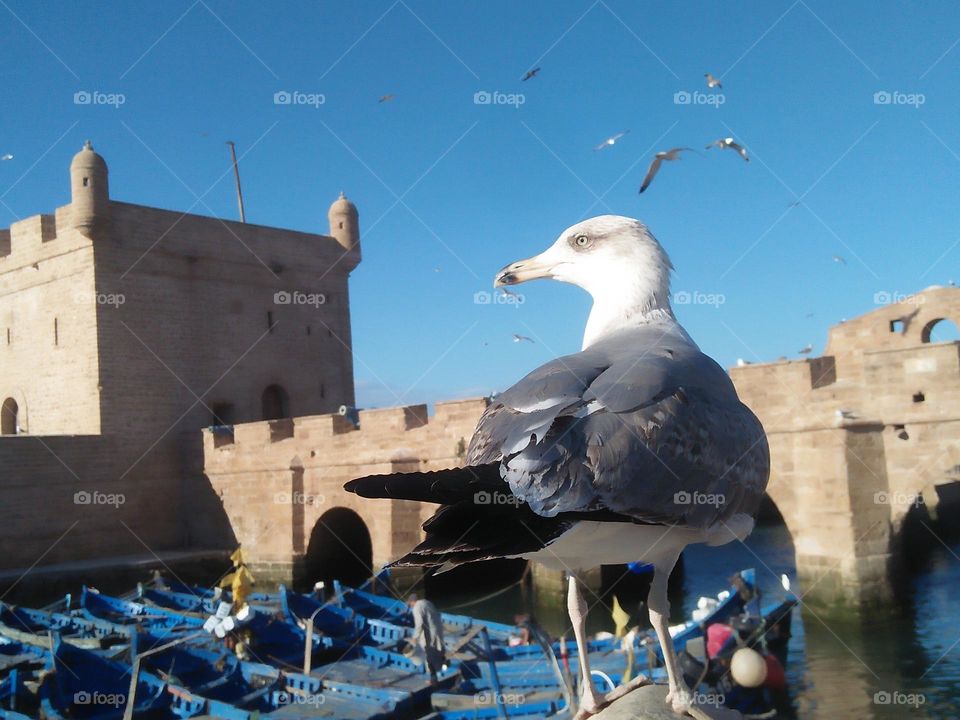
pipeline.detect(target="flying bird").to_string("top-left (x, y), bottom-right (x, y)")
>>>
top-left (378, 94), bottom-right (395, 103)
top-left (593, 131), bottom-right (630, 152)
top-left (892, 307), bottom-right (920, 335)
top-left (798, 344), bottom-right (812, 354)
top-left (512, 333), bottom-right (534, 343)
top-left (706, 137), bottom-right (749, 162)
top-left (832, 255), bottom-right (847, 265)
top-left (638, 148), bottom-right (695, 193)
top-left (345, 215), bottom-right (769, 717)
top-left (1, 154), bottom-right (12, 161)
top-left (521, 67), bottom-right (541, 81)
top-left (705, 72), bottom-right (722, 89)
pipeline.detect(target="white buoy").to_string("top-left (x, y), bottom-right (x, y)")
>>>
top-left (731, 647), bottom-right (768, 688)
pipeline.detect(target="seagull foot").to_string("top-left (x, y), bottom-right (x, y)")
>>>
top-left (572, 674), bottom-right (651, 720)
top-left (665, 683), bottom-right (694, 716)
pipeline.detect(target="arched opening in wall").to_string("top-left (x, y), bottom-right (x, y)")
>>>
top-left (261, 385), bottom-right (290, 421)
top-left (1, 398), bottom-right (18, 435)
top-left (921, 318), bottom-right (960, 344)
top-left (304, 508), bottom-right (372, 588)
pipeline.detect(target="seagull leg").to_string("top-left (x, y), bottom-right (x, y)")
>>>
top-left (568, 573), bottom-right (604, 717)
top-left (649, 564), bottom-right (693, 715)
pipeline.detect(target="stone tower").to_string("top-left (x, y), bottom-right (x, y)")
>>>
top-left (327, 192), bottom-right (360, 260)
top-left (70, 140), bottom-right (109, 235)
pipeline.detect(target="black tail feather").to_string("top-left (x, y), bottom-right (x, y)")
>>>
top-left (343, 464), bottom-right (501, 505)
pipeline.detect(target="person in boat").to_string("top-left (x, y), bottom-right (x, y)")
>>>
top-left (407, 594), bottom-right (446, 682)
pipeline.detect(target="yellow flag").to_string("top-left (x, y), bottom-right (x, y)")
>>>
top-left (611, 595), bottom-right (630, 639)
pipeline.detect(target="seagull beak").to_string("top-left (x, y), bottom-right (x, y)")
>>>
top-left (494, 254), bottom-right (556, 287)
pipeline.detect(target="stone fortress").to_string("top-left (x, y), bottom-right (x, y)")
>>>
top-left (1, 141), bottom-right (361, 572)
top-left (2, 141), bottom-right (959, 607)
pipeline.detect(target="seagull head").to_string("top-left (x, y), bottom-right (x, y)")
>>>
top-left (495, 216), bottom-right (675, 342)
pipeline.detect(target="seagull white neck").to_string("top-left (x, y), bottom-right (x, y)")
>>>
top-left (581, 276), bottom-right (675, 349)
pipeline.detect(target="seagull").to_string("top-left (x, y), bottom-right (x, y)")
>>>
top-left (521, 67), bottom-right (541, 81)
top-left (892, 307), bottom-right (921, 334)
top-left (512, 333), bottom-right (534, 343)
top-left (831, 255), bottom-right (846, 265)
top-left (798, 344), bottom-right (812, 354)
top-left (593, 131), bottom-right (630, 152)
top-left (704, 72), bottom-right (722, 89)
top-left (1, 154), bottom-right (12, 161)
top-left (836, 409), bottom-right (859, 420)
top-left (345, 215), bottom-right (770, 717)
top-left (638, 148), bottom-right (695, 193)
top-left (706, 137), bottom-right (749, 162)
top-left (378, 94), bottom-right (395, 103)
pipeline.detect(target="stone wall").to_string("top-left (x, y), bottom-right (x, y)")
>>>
top-left (202, 398), bottom-right (488, 584)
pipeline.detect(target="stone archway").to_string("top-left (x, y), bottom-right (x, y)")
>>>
top-left (303, 507), bottom-right (372, 587)
top-left (1, 398), bottom-right (18, 435)
top-left (921, 317), bottom-right (960, 344)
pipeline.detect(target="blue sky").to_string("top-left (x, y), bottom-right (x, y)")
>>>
top-left (2, 1), bottom-right (959, 408)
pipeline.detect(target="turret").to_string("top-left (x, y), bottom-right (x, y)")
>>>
top-left (327, 192), bottom-right (360, 261)
top-left (70, 140), bottom-right (109, 235)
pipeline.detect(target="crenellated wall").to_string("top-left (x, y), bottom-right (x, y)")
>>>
top-left (202, 398), bottom-right (489, 583)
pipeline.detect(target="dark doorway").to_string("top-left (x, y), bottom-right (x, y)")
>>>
top-left (304, 508), bottom-right (372, 587)
top-left (1, 398), bottom-right (18, 435)
top-left (261, 384), bottom-right (290, 420)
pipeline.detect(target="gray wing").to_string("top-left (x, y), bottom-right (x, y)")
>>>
top-left (639, 156), bottom-right (663, 193)
top-left (467, 326), bottom-right (769, 529)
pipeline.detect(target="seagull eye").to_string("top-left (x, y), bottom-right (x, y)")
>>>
top-left (574, 234), bottom-right (589, 247)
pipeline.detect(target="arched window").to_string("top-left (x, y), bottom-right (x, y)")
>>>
top-left (921, 318), bottom-right (960, 344)
top-left (1, 398), bottom-right (18, 435)
top-left (261, 385), bottom-right (290, 421)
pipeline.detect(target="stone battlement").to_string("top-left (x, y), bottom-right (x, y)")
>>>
top-left (0, 207), bottom-right (76, 261)
top-left (204, 397), bottom-right (489, 454)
